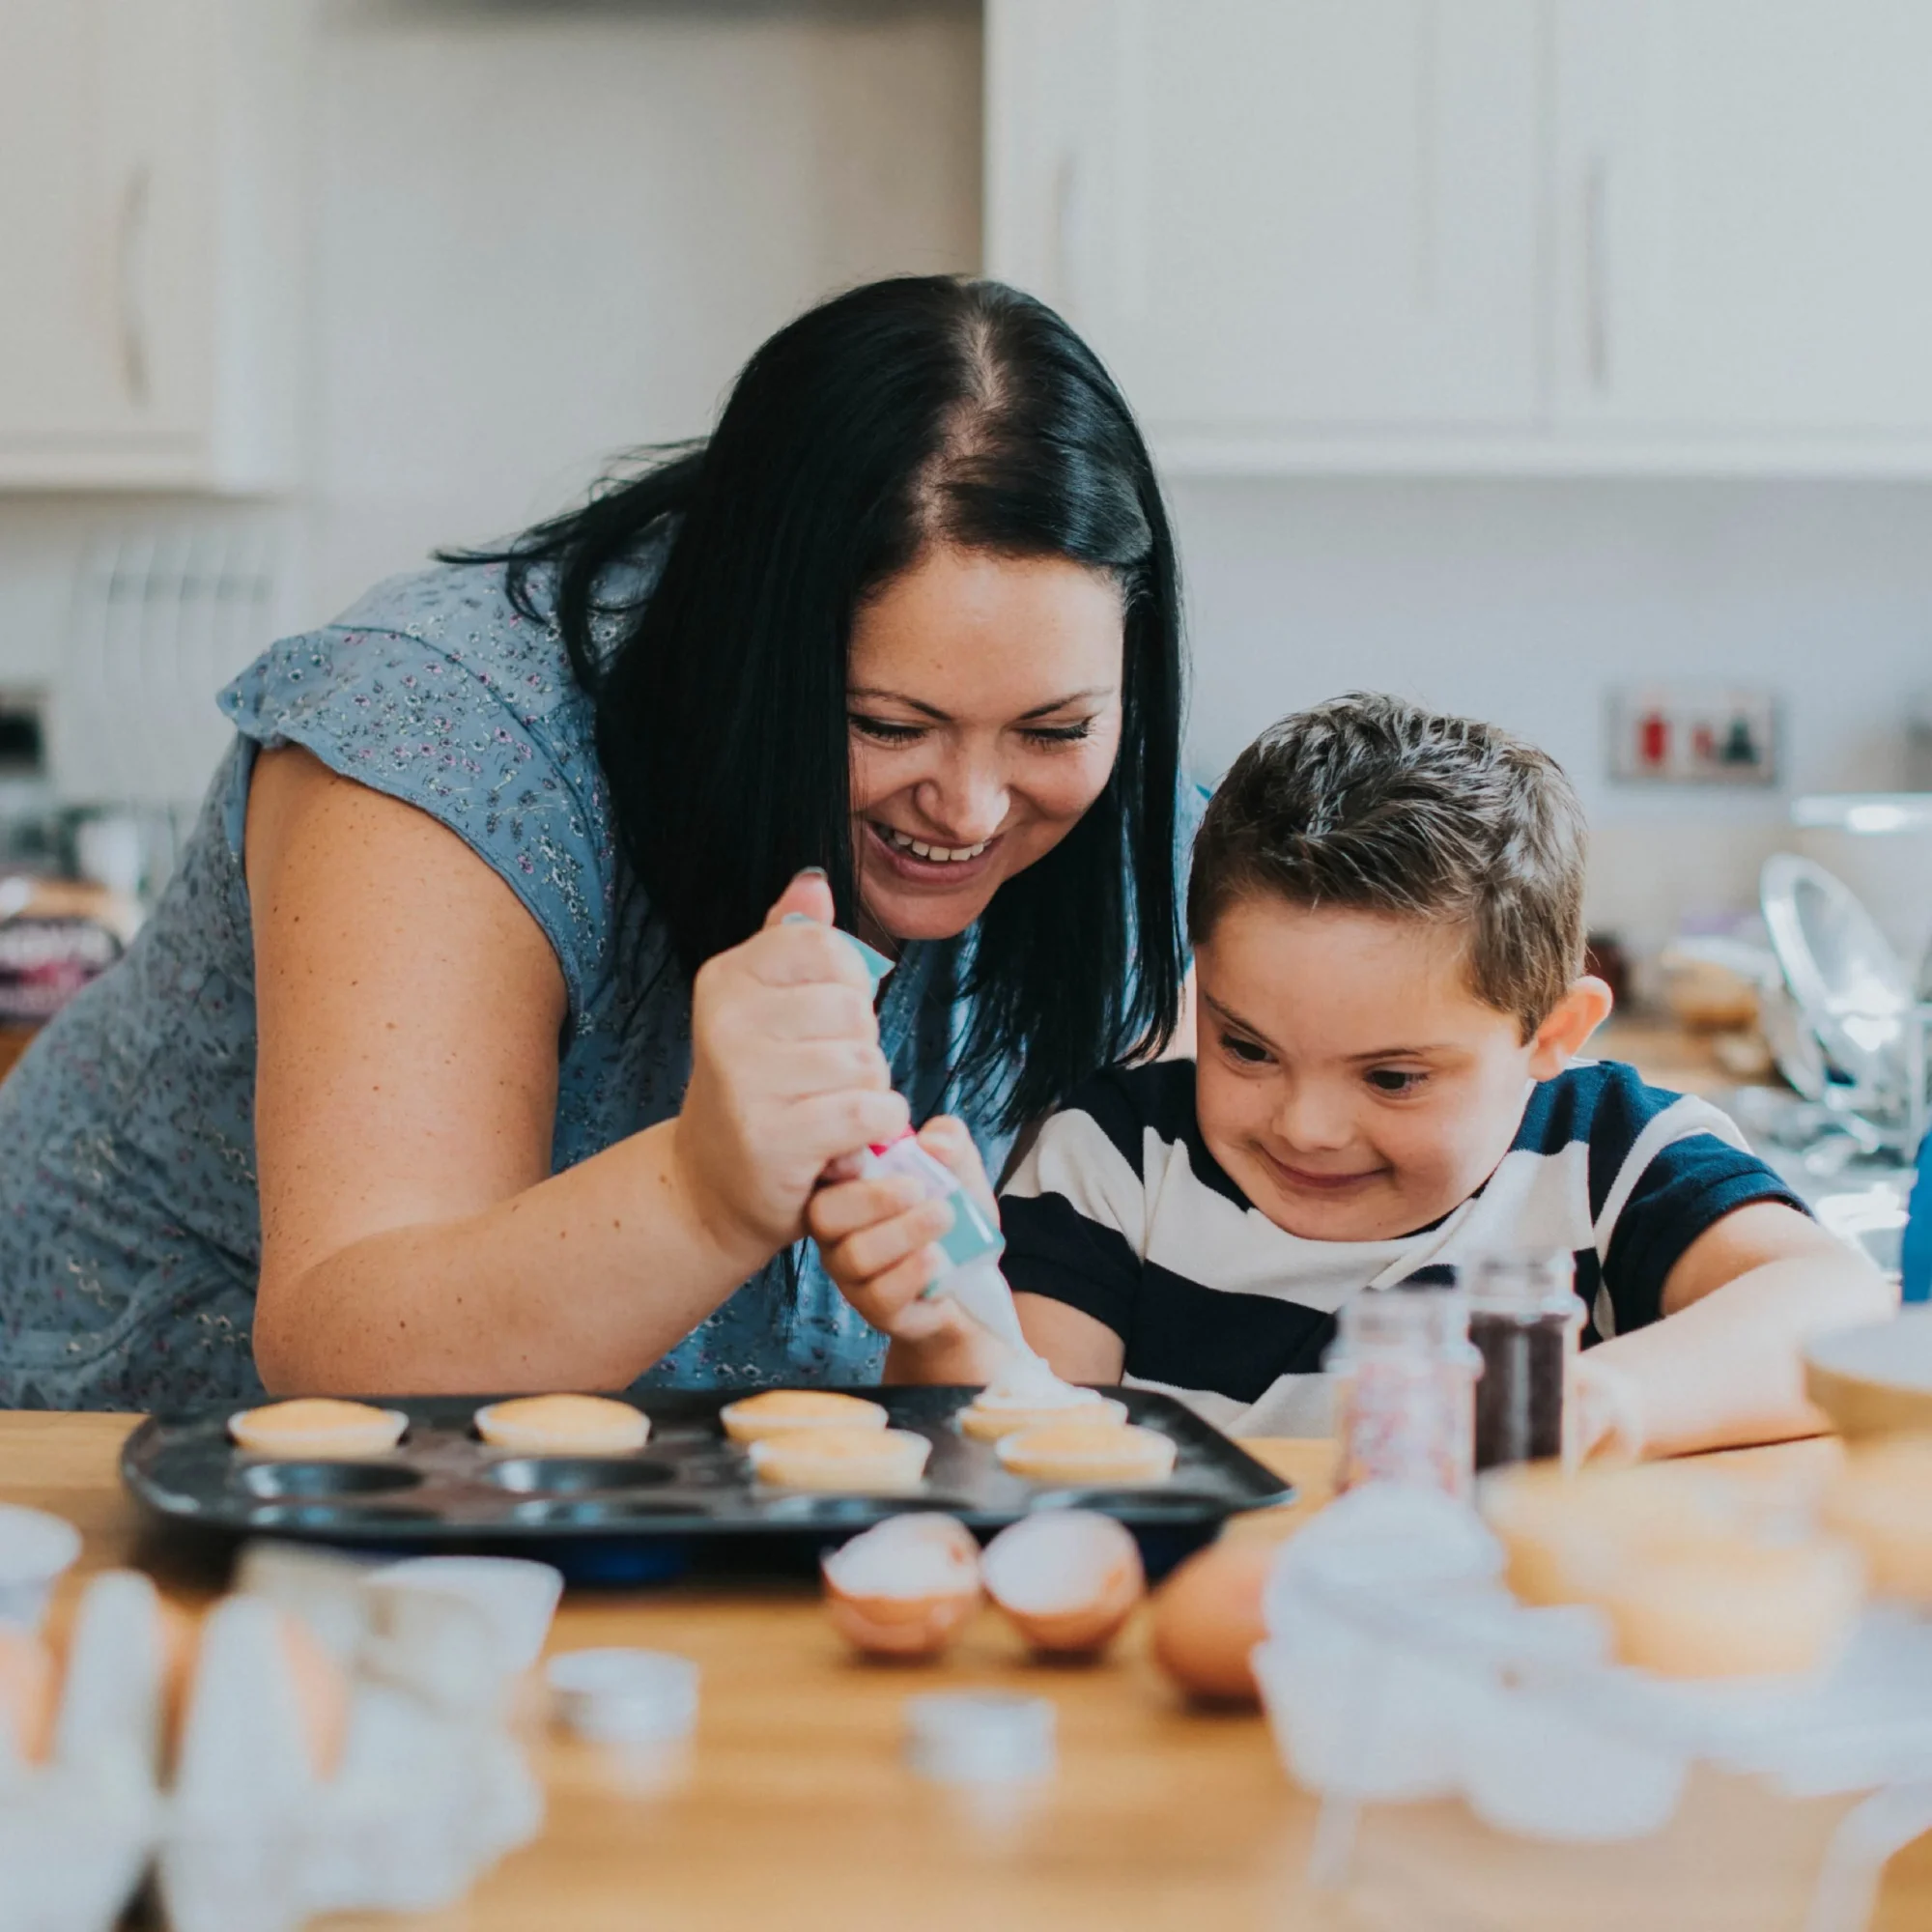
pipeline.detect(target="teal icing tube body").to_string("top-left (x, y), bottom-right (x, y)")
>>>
top-left (782, 913), bottom-right (895, 997)
top-left (860, 1135), bottom-right (1027, 1350)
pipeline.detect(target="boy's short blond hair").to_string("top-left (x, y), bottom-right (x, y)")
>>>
top-left (1188, 694), bottom-right (1588, 1037)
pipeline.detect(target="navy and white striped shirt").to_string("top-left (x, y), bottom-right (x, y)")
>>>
top-left (998, 1059), bottom-right (1807, 1436)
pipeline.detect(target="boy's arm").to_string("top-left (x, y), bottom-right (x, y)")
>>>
top-left (1577, 1201), bottom-right (1896, 1461)
top-left (1014, 1293), bottom-right (1127, 1380)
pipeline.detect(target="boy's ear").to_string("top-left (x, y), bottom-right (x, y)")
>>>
top-left (1526, 975), bottom-right (1615, 1080)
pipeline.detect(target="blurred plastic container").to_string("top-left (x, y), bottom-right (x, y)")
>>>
top-left (1255, 1481), bottom-right (1932, 1931)
top-left (366, 1556), bottom-right (562, 1673)
top-left (0, 1504), bottom-right (82, 1632)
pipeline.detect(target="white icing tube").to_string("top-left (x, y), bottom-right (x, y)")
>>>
top-left (934, 1260), bottom-right (1032, 1356)
top-left (858, 1134), bottom-right (1031, 1354)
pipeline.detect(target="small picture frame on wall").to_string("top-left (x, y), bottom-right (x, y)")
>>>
top-left (1606, 685), bottom-right (1778, 787)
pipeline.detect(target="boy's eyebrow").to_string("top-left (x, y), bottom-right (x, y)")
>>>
top-left (1204, 990), bottom-right (1462, 1062)
top-left (847, 685), bottom-right (1117, 724)
top-left (1201, 991), bottom-right (1282, 1052)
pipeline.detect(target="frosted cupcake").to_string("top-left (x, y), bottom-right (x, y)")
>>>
top-left (957, 1356), bottom-right (1127, 1441)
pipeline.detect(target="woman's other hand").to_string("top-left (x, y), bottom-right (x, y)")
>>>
top-left (673, 872), bottom-right (909, 1271)
top-left (808, 1116), bottom-right (1008, 1380)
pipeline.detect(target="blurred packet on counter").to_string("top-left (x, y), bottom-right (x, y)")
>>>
top-left (0, 874), bottom-right (130, 1026)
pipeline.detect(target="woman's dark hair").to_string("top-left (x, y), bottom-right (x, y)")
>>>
top-left (453, 276), bottom-right (1184, 1132)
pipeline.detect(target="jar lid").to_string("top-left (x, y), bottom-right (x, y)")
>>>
top-left (904, 1691), bottom-right (1056, 1784)
top-left (1335, 1281), bottom-right (1472, 1355)
top-left (0, 1504), bottom-right (82, 1605)
top-left (1464, 1252), bottom-right (1581, 1314)
top-left (547, 1648), bottom-right (699, 1745)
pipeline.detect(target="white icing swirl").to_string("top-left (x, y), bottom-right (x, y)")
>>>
top-left (969, 1353), bottom-right (1107, 1415)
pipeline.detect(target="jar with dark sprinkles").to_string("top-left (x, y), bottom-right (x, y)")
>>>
top-left (1466, 1254), bottom-right (1586, 1472)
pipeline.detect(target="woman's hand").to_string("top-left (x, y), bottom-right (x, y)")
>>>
top-left (672, 872), bottom-right (910, 1273)
top-left (808, 1117), bottom-right (1009, 1381)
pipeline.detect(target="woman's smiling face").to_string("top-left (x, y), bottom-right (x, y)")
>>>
top-left (846, 543), bottom-right (1125, 946)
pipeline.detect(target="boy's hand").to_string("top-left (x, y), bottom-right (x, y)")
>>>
top-left (809, 1117), bottom-right (1005, 1370)
top-left (1570, 1354), bottom-right (1646, 1466)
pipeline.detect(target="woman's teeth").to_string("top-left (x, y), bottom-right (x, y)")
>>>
top-left (877, 824), bottom-right (990, 865)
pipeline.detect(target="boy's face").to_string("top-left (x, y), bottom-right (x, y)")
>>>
top-left (1194, 895), bottom-right (1590, 1243)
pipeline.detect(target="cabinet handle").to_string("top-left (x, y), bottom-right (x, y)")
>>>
top-left (116, 165), bottom-right (152, 409)
top-left (1584, 156), bottom-right (1610, 392)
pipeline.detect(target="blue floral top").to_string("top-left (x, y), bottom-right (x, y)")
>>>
top-left (0, 558), bottom-right (1189, 1412)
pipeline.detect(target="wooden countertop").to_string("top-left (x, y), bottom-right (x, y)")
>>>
top-left (1596, 1012), bottom-right (1776, 1102)
top-left (3, 1416), bottom-right (1924, 1931)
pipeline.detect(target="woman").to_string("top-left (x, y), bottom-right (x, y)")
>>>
top-left (0, 276), bottom-right (1190, 1411)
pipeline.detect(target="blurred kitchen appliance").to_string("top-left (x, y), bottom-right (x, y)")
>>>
top-left (1908, 694), bottom-right (1932, 794)
top-left (1790, 793), bottom-right (1932, 992)
top-left (55, 525), bottom-right (282, 899)
top-left (1905, 1136), bottom-right (1931, 1303)
top-left (1761, 856), bottom-right (1931, 1155)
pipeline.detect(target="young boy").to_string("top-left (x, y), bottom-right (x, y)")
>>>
top-left (810, 696), bottom-right (1894, 1460)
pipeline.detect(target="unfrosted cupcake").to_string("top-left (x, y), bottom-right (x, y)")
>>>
top-left (720, 1390), bottom-right (890, 1443)
top-left (749, 1427), bottom-right (931, 1493)
top-left (996, 1420), bottom-right (1177, 1486)
top-left (473, 1394), bottom-right (650, 1454)
top-left (228, 1399), bottom-right (408, 1459)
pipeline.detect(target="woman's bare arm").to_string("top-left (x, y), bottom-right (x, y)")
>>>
top-left (248, 748), bottom-right (904, 1394)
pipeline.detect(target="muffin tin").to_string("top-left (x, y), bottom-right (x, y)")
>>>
top-left (120, 1385), bottom-right (1292, 1549)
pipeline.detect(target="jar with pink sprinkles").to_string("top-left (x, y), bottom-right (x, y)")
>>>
top-left (1327, 1273), bottom-right (1481, 1500)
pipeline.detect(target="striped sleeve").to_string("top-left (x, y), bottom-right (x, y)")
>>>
top-left (1530, 1061), bottom-right (1810, 1338)
top-left (998, 1066), bottom-right (1172, 1342)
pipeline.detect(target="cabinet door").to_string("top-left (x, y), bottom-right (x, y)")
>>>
top-left (987, 0), bottom-right (1542, 447)
top-left (1554, 0), bottom-right (1932, 434)
top-left (0, 0), bottom-right (215, 457)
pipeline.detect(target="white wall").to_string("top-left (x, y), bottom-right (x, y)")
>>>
top-left (1, 1), bottom-right (1930, 965)
top-left (1169, 477), bottom-right (1932, 957)
top-left (309, 0), bottom-right (984, 615)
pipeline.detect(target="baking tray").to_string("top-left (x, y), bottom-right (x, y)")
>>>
top-left (120, 1386), bottom-right (1293, 1552)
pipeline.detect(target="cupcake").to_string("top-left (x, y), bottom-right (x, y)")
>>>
top-left (957, 1356), bottom-right (1126, 1441)
top-left (1481, 1463), bottom-right (1738, 1606)
top-left (228, 1399), bottom-right (409, 1459)
top-left (473, 1394), bottom-right (650, 1454)
top-left (1599, 1539), bottom-right (1862, 1679)
top-left (748, 1427), bottom-right (931, 1493)
top-left (996, 1420), bottom-right (1177, 1486)
top-left (720, 1390), bottom-right (890, 1443)
top-left (1821, 1435), bottom-right (1932, 1606)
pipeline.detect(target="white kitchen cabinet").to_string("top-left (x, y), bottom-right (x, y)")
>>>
top-left (0, 0), bottom-right (308, 491)
top-left (1552, 0), bottom-right (1932, 440)
top-left (989, 0), bottom-right (1932, 473)
top-left (986, 0), bottom-right (1543, 466)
